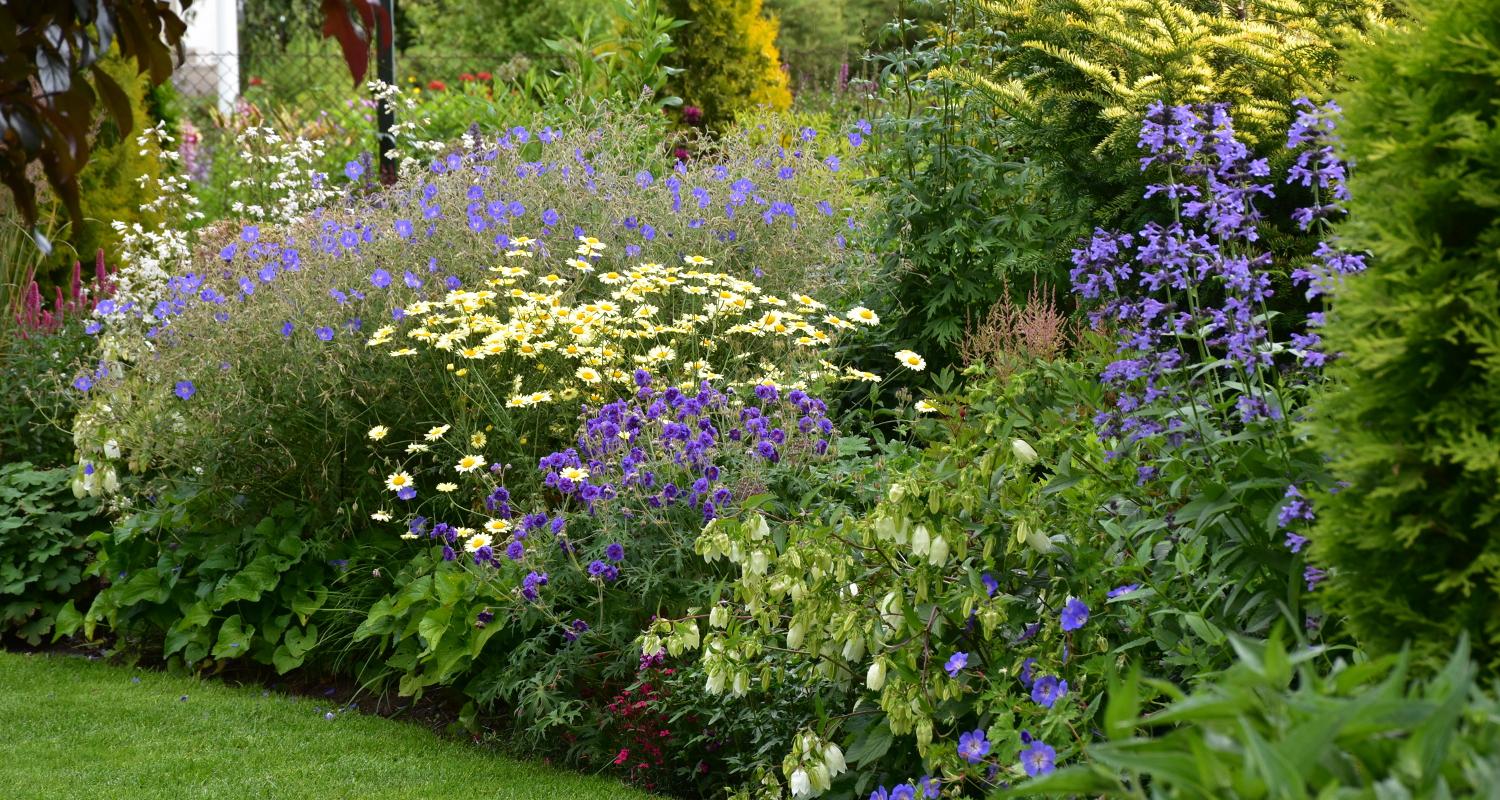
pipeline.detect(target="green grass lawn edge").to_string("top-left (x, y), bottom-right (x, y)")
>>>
top-left (0, 651), bottom-right (661, 800)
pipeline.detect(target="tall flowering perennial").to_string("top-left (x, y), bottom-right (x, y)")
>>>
top-left (1070, 100), bottom-right (1365, 449)
top-left (1070, 100), bottom-right (1365, 600)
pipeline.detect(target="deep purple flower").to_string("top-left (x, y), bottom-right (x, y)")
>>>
top-left (944, 651), bottom-right (968, 677)
top-left (174, 380), bottom-right (195, 400)
top-left (344, 160), bottom-right (364, 181)
top-left (1107, 584), bottom-right (1140, 599)
top-left (1031, 675), bottom-right (1068, 709)
top-left (957, 729), bottom-right (991, 764)
top-left (315, 326), bottom-right (335, 341)
top-left (605, 542), bottom-right (624, 562)
top-left (1060, 597), bottom-right (1090, 631)
top-left (1020, 740), bottom-right (1057, 776)
top-left (370, 269), bottom-right (392, 288)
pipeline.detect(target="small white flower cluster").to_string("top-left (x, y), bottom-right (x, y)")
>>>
top-left (365, 79), bottom-right (445, 177)
top-left (107, 122), bottom-right (201, 320)
top-left (783, 732), bottom-right (847, 798)
top-left (223, 125), bottom-right (337, 223)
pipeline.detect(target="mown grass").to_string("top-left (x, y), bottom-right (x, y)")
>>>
top-left (0, 651), bottom-right (656, 800)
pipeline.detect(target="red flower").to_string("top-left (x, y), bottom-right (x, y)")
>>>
top-left (248, 76), bottom-right (264, 87)
top-left (613, 748), bottom-right (630, 765)
top-left (477, 71), bottom-right (492, 80)
top-left (460, 72), bottom-right (475, 81)
top-left (427, 80), bottom-right (446, 91)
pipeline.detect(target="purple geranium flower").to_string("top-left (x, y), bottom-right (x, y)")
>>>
top-left (957, 729), bottom-right (990, 764)
top-left (1060, 597), bottom-right (1090, 631)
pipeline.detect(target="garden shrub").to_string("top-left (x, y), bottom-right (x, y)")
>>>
top-left (353, 376), bottom-right (866, 793)
top-left (951, 0), bottom-right (1383, 236)
top-left (1307, 0), bottom-right (1500, 670)
top-left (37, 54), bottom-right (165, 284)
top-left (873, 0), bottom-right (1385, 370)
top-left (0, 462), bottom-right (101, 645)
top-left (862, 8), bottom-right (1087, 370)
top-left (667, 0), bottom-right (793, 126)
top-left (75, 491), bottom-right (390, 677)
top-left (1024, 635), bottom-right (1500, 797)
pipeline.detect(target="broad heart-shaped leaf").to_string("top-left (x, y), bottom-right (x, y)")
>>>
top-left (352, 595), bottom-right (396, 642)
top-left (417, 605), bottom-right (454, 657)
top-left (210, 614), bottom-right (254, 660)
top-left (272, 643), bottom-right (304, 675)
top-left (283, 623), bottom-right (318, 659)
top-left (289, 585), bottom-right (328, 624)
top-left (111, 569), bottom-right (167, 608)
top-left (211, 555), bottom-right (288, 610)
top-left (50, 600), bottom-right (82, 641)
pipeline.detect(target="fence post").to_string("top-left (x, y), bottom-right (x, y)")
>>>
top-left (376, 0), bottom-right (397, 185)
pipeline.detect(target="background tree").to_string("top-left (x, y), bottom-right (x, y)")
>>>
top-left (0, 0), bottom-right (189, 251)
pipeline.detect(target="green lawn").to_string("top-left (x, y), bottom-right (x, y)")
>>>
top-left (0, 651), bottom-right (656, 800)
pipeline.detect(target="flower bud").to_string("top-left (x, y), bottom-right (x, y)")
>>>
top-left (927, 534), bottom-right (949, 566)
top-left (910, 524), bottom-right (931, 557)
top-left (1012, 438), bottom-right (1039, 464)
top-left (732, 670), bottom-right (749, 696)
top-left (787, 620), bottom-right (807, 650)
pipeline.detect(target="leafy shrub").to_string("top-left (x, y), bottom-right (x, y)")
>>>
top-left (0, 462), bottom-right (100, 644)
top-left (76, 490), bottom-right (388, 676)
top-left (38, 55), bottom-right (165, 284)
top-left (355, 376), bottom-right (849, 792)
top-left (862, 10), bottom-right (1086, 369)
top-left (667, 0), bottom-right (793, 125)
top-left (76, 111), bottom-right (875, 522)
top-left (1307, 0), bottom-right (1500, 670)
top-left (1020, 635), bottom-right (1500, 797)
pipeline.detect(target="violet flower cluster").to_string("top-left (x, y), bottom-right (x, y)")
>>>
top-left (537, 370), bottom-right (834, 527)
top-left (1069, 100), bottom-right (1366, 453)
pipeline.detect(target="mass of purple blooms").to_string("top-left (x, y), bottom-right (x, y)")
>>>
top-left (538, 372), bottom-right (834, 525)
top-left (1069, 99), bottom-right (1366, 453)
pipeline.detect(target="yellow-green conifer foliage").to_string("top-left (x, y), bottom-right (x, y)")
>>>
top-left (942, 0), bottom-right (1385, 224)
top-left (667, 0), bottom-right (792, 125)
top-left (42, 53), bottom-right (164, 280)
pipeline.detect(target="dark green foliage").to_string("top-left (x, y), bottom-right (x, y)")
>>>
top-left (0, 322), bottom-right (92, 467)
top-left (78, 492), bottom-right (392, 676)
top-left (1308, 0), bottom-right (1500, 670)
top-left (1017, 635), bottom-right (1500, 796)
top-left (40, 55), bottom-right (165, 283)
top-left (862, 11), bottom-right (1085, 371)
top-left (0, 462), bottom-right (101, 645)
